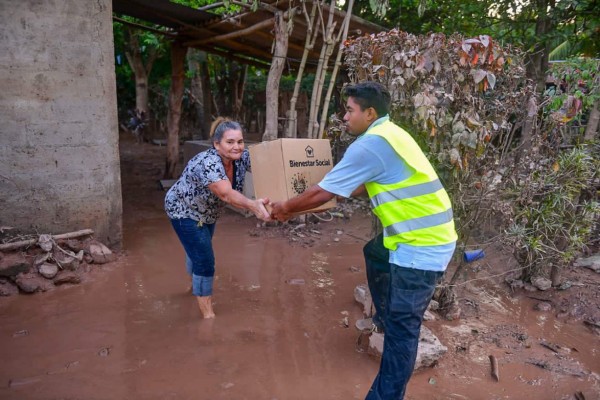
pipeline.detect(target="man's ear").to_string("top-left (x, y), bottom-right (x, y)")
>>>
top-left (366, 107), bottom-right (379, 122)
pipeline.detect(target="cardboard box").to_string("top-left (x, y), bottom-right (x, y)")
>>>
top-left (249, 139), bottom-right (336, 213)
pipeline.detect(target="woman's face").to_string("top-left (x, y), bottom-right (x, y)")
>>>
top-left (214, 129), bottom-right (244, 162)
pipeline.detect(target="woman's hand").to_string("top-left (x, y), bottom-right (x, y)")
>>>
top-left (253, 198), bottom-right (271, 221)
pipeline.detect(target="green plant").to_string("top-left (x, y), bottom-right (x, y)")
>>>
top-left (504, 144), bottom-right (599, 282)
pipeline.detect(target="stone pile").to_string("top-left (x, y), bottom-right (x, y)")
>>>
top-left (354, 282), bottom-right (447, 370)
top-left (0, 234), bottom-right (116, 296)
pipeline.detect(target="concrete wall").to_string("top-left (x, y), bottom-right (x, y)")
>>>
top-left (0, 0), bottom-right (122, 246)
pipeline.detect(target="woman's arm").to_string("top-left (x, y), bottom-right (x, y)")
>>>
top-left (208, 180), bottom-right (270, 220)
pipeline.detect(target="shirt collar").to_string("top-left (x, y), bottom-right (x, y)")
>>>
top-left (357, 115), bottom-right (389, 139)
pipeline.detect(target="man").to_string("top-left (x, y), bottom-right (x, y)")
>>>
top-left (270, 81), bottom-right (457, 399)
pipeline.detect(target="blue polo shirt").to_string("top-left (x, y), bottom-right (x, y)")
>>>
top-left (318, 116), bottom-right (455, 271)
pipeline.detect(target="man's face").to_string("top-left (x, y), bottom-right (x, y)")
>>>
top-left (343, 97), bottom-right (376, 136)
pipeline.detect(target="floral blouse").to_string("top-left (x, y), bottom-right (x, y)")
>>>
top-left (165, 148), bottom-right (251, 224)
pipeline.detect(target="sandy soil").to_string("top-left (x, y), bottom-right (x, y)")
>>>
top-left (0, 136), bottom-right (598, 400)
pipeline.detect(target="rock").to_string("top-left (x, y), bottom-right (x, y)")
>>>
top-left (558, 281), bottom-right (572, 290)
top-left (507, 279), bottom-right (524, 290)
top-left (86, 241), bottom-right (115, 264)
top-left (423, 310), bottom-right (436, 321)
top-left (356, 317), bottom-right (374, 331)
top-left (586, 262), bottom-right (600, 273)
top-left (534, 302), bottom-right (552, 312)
top-left (0, 279), bottom-right (19, 296)
top-left (15, 273), bottom-right (52, 293)
top-left (531, 276), bottom-right (552, 291)
top-left (354, 283), bottom-right (373, 317)
top-left (523, 283), bottom-right (538, 292)
top-left (368, 326), bottom-right (447, 370)
top-left (54, 270), bottom-right (81, 285)
top-left (444, 303), bottom-right (462, 321)
top-left (38, 262), bottom-right (58, 279)
top-left (0, 253), bottom-right (31, 277)
top-left (37, 234), bottom-right (53, 252)
top-left (368, 332), bottom-right (385, 355)
top-left (428, 300), bottom-right (440, 311)
top-left (33, 253), bottom-right (50, 267)
top-left (65, 239), bottom-right (83, 252)
top-left (574, 254), bottom-right (600, 273)
top-left (83, 254), bottom-right (94, 264)
top-left (415, 326), bottom-right (448, 368)
top-left (349, 265), bottom-right (361, 273)
top-left (53, 250), bottom-right (80, 271)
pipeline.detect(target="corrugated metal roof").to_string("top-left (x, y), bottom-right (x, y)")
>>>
top-left (112, 0), bottom-right (384, 70)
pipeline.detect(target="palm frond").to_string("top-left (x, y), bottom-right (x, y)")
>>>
top-left (549, 40), bottom-right (581, 61)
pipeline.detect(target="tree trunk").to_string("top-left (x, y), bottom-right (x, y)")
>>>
top-left (287, 0), bottom-right (319, 138)
top-left (319, 0), bottom-right (354, 135)
top-left (584, 98), bottom-right (599, 141)
top-left (262, 11), bottom-right (290, 142)
top-left (164, 42), bottom-right (188, 179)
top-left (232, 63), bottom-right (248, 121)
top-left (124, 27), bottom-right (158, 115)
top-left (526, 0), bottom-right (554, 92)
top-left (214, 61), bottom-right (228, 116)
top-left (187, 49), bottom-right (207, 139)
top-left (201, 60), bottom-right (213, 136)
top-left (517, 95), bottom-right (538, 163)
top-left (308, 0), bottom-right (337, 139)
top-left (550, 264), bottom-right (561, 287)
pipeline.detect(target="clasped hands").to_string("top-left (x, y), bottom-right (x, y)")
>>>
top-left (253, 199), bottom-right (292, 222)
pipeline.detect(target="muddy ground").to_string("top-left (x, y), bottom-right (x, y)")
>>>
top-left (0, 135), bottom-right (598, 400)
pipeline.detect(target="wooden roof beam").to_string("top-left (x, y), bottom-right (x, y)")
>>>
top-left (184, 18), bottom-right (275, 47)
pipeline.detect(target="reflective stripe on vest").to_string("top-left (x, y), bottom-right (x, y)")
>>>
top-left (364, 119), bottom-right (457, 248)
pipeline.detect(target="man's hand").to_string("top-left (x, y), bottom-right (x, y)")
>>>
top-left (270, 201), bottom-right (292, 222)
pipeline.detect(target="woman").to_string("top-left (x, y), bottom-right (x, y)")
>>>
top-left (165, 118), bottom-right (270, 319)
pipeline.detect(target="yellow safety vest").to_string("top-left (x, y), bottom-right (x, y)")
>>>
top-left (364, 120), bottom-right (458, 249)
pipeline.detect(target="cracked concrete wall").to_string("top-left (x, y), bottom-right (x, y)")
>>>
top-left (0, 0), bottom-right (122, 246)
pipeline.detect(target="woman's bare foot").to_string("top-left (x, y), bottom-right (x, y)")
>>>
top-left (196, 295), bottom-right (215, 319)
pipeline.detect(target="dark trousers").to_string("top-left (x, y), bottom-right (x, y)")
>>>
top-left (364, 234), bottom-right (442, 400)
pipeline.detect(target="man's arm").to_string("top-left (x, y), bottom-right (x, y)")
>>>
top-left (350, 184), bottom-right (365, 197)
top-left (270, 185), bottom-right (335, 222)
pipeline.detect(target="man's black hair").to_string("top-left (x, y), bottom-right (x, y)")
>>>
top-left (342, 81), bottom-right (391, 117)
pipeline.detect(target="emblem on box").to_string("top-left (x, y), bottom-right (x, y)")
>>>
top-left (291, 172), bottom-right (308, 195)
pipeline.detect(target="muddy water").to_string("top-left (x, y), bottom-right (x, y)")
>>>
top-left (1, 139), bottom-right (598, 399)
top-left (0, 210), bottom-right (381, 400)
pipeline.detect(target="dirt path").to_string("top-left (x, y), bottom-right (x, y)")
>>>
top-left (0, 137), bottom-right (598, 399)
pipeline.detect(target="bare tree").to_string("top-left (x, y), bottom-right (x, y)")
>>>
top-left (318, 0), bottom-right (355, 134)
top-left (263, 11), bottom-right (292, 141)
top-left (307, 0), bottom-right (337, 139)
top-left (286, 0), bottom-right (320, 138)
top-left (165, 41), bottom-right (188, 179)
top-left (123, 27), bottom-right (160, 115)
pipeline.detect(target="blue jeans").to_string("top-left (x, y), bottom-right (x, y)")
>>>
top-left (170, 218), bottom-right (216, 296)
top-left (364, 234), bottom-right (443, 400)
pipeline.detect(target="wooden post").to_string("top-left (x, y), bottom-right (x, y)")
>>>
top-left (286, 1), bottom-right (320, 138)
top-left (164, 41), bottom-right (188, 179)
top-left (262, 11), bottom-right (291, 141)
top-left (319, 0), bottom-right (355, 135)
